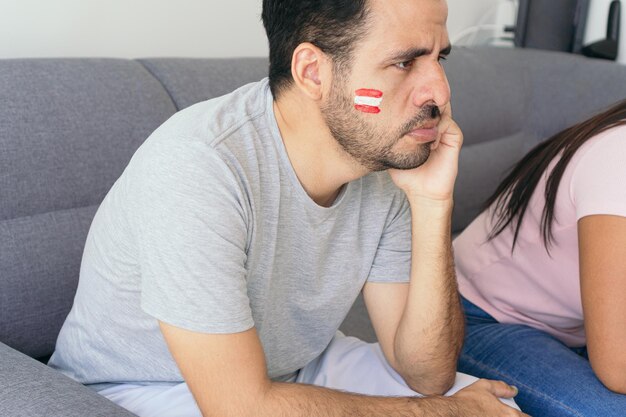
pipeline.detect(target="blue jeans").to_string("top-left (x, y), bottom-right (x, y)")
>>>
top-left (458, 296), bottom-right (626, 416)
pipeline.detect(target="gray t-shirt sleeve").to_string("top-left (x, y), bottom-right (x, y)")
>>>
top-left (367, 191), bottom-right (412, 283)
top-left (132, 137), bottom-right (254, 334)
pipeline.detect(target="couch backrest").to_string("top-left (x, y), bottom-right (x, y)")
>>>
top-left (138, 57), bottom-right (271, 110)
top-left (1, 50), bottom-right (625, 357)
top-left (446, 47), bottom-right (626, 232)
top-left (0, 59), bottom-right (177, 358)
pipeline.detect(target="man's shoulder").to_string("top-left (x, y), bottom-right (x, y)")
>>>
top-left (148, 79), bottom-right (271, 151)
top-left (127, 79), bottom-right (273, 181)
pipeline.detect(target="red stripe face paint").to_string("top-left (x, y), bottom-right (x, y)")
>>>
top-left (354, 88), bottom-right (383, 114)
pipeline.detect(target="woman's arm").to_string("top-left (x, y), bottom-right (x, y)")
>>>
top-left (578, 214), bottom-right (626, 394)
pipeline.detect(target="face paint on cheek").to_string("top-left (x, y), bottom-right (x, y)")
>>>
top-left (354, 89), bottom-right (383, 114)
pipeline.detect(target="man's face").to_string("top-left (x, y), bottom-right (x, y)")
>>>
top-left (321, 0), bottom-right (451, 172)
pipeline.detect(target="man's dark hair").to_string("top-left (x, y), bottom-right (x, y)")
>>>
top-left (262, 0), bottom-right (371, 98)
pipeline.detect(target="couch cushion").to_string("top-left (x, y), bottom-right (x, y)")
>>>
top-left (453, 131), bottom-right (536, 233)
top-left (0, 59), bottom-right (177, 358)
top-left (139, 57), bottom-right (269, 110)
top-left (446, 47), bottom-right (626, 232)
top-left (0, 206), bottom-right (97, 358)
top-left (522, 48), bottom-right (626, 139)
top-left (445, 47), bottom-right (530, 147)
top-left (0, 342), bottom-right (136, 417)
top-left (0, 59), bottom-right (176, 221)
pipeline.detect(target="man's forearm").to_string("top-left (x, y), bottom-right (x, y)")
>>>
top-left (393, 197), bottom-right (464, 394)
top-left (255, 381), bottom-right (457, 417)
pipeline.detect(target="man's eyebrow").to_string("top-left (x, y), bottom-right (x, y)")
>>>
top-left (385, 44), bottom-right (452, 63)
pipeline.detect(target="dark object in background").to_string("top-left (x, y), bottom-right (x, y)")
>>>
top-left (514, 0), bottom-right (590, 53)
top-left (582, 0), bottom-right (621, 61)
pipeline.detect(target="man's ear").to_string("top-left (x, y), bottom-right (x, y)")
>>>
top-left (290, 42), bottom-right (331, 101)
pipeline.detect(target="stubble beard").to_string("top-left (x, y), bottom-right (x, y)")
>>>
top-left (321, 75), bottom-right (435, 172)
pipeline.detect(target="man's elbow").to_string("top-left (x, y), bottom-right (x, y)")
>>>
top-left (403, 370), bottom-right (456, 396)
top-left (390, 346), bottom-right (459, 395)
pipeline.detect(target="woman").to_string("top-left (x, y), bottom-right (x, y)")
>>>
top-left (454, 99), bottom-right (626, 416)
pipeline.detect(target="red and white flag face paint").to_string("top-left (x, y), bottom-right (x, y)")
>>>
top-left (354, 89), bottom-right (383, 114)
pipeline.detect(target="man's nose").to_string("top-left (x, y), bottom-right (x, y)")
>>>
top-left (410, 62), bottom-right (450, 110)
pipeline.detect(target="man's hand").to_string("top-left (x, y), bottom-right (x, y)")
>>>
top-left (388, 104), bottom-right (463, 202)
top-left (447, 379), bottom-right (531, 417)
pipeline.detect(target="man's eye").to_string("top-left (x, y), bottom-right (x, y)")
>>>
top-left (395, 60), bottom-right (414, 70)
top-left (438, 55), bottom-right (448, 62)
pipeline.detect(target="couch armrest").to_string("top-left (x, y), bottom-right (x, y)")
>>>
top-left (0, 342), bottom-right (136, 417)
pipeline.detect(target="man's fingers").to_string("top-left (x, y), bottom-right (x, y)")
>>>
top-left (482, 379), bottom-right (519, 399)
top-left (433, 116), bottom-right (463, 152)
top-left (440, 102), bottom-right (452, 119)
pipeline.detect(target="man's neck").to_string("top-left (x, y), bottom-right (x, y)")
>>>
top-left (273, 91), bottom-right (369, 208)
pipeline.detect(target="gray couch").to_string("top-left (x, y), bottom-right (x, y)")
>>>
top-left (1, 47), bottom-right (625, 416)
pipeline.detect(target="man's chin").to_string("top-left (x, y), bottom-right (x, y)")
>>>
top-left (380, 149), bottom-right (431, 170)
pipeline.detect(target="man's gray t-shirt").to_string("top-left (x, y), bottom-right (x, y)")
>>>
top-left (48, 79), bottom-right (412, 386)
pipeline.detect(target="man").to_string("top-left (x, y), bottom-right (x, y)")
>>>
top-left (49, 0), bottom-right (527, 416)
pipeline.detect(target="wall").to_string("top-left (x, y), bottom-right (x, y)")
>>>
top-left (448, 0), bottom-right (520, 46)
top-left (0, 0), bottom-right (624, 64)
top-left (584, 0), bottom-right (626, 63)
top-left (448, 0), bottom-right (626, 64)
top-left (0, 0), bottom-right (268, 58)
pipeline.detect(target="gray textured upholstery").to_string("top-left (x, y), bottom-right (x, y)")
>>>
top-left (0, 206), bottom-right (97, 358)
top-left (445, 48), bottom-right (529, 147)
top-left (446, 47), bottom-right (626, 232)
top-left (0, 342), bottom-right (136, 416)
top-left (139, 57), bottom-right (270, 110)
top-left (0, 59), bottom-right (176, 220)
top-left (1, 48), bottom-right (625, 414)
top-left (0, 59), bottom-right (177, 360)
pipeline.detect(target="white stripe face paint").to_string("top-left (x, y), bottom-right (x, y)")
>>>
top-left (354, 95), bottom-right (383, 107)
top-left (354, 88), bottom-right (384, 114)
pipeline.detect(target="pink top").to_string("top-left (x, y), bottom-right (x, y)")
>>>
top-left (454, 126), bottom-right (626, 347)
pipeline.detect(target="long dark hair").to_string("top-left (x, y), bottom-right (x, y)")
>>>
top-left (485, 99), bottom-right (626, 252)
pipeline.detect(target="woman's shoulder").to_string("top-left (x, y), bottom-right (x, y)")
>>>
top-left (570, 124), bottom-right (625, 181)
top-left (577, 124), bottom-right (625, 155)
top-left (569, 125), bottom-right (626, 219)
